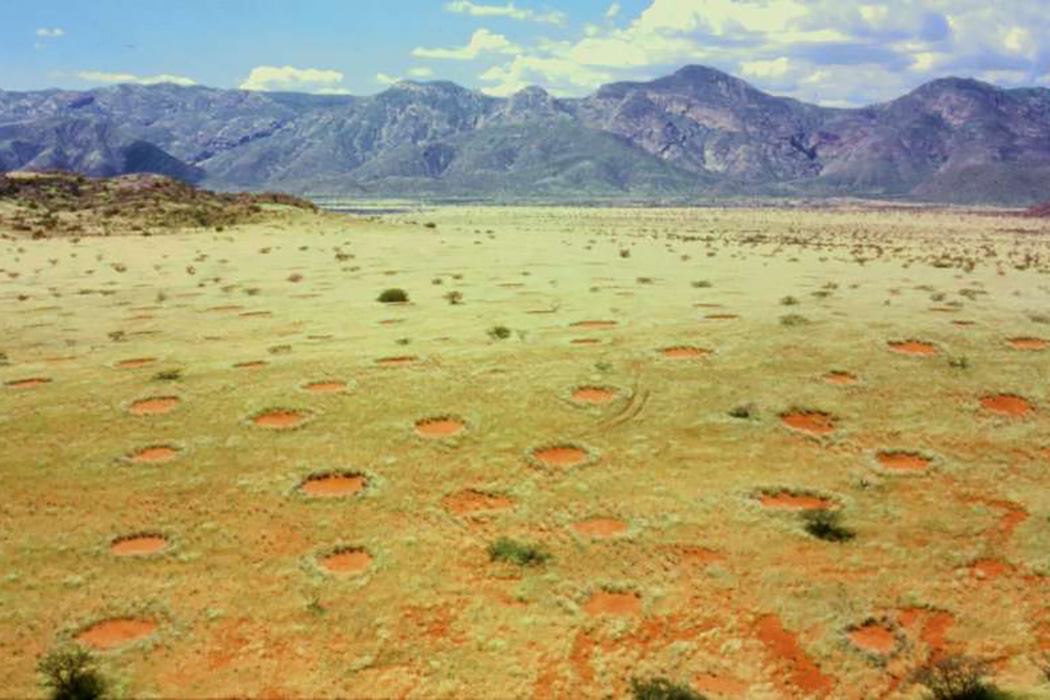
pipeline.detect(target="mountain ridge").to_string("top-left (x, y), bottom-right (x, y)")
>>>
top-left (3, 65), bottom-right (1050, 204)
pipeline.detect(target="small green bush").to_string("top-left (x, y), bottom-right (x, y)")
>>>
top-left (488, 325), bottom-right (512, 340)
top-left (445, 291), bottom-right (463, 305)
top-left (487, 537), bottom-right (549, 567)
top-left (911, 656), bottom-right (1007, 700)
top-left (630, 677), bottom-right (706, 700)
top-left (37, 646), bottom-right (107, 700)
top-left (377, 288), bottom-right (409, 303)
top-left (780, 295), bottom-right (799, 305)
top-left (802, 510), bottom-right (855, 542)
top-left (780, 314), bottom-right (810, 327)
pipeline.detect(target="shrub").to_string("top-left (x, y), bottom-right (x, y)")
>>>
top-left (620, 248), bottom-right (631, 258)
top-left (424, 222), bottom-right (437, 228)
top-left (728, 404), bottom-right (754, 420)
top-left (802, 510), bottom-right (855, 542)
top-left (152, 369), bottom-right (182, 382)
top-left (780, 295), bottom-right (799, 305)
top-left (487, 537), bottom-right (549, 567)
top-left (444, 291), bottom-right (463, 305)
top-left (780, 314), bottom-right (810, 327)
top-left (37, 646), bottom-right (108, 700)
top-left (488, 325), bottom-right (512, 340)
top-left (630, 677), bottom-right (706, 700)
top-left (377, 288), bottom-right (408, 303)
top-left (911, 656), bottom-right (1006, 700)
top-left (691, 280), bottom-right (712, 288)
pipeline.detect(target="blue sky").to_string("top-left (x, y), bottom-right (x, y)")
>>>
top-left (3, 1), bottom-right (1049, 106)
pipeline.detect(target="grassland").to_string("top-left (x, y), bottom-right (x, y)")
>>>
top-left (1, 198), bottom-right (1049, 698)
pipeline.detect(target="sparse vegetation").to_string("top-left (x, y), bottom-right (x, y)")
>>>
top-left (487, 537), bottom-right (549, 567)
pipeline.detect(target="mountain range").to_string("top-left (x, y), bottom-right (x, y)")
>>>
top-left (3, 65), bottom-right (1050, 205)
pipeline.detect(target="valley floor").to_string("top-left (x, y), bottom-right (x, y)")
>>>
top-left (1, 206), bottom-right (1049, 698)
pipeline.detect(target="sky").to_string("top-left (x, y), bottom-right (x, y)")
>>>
top-left (2, 0), bottom-right (1050, 107)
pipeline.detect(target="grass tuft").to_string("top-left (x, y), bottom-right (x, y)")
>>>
top-left (487, 537), bottom-right (549, 567)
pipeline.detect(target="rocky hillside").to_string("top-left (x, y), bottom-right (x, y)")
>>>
top-left (2, 66), bottom-right (1050, 204)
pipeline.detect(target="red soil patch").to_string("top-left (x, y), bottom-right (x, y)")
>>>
top-left (234, 360), bottom-right (267, 370)
top-left (320, 548), bottom-right (372, 574)
top-left (661, 346), bottom-right (711, 359)
top-left (888, 340), bottom-right (938, 356)
top-left (532, 445), bottom-right (588, 468)
top-left (375, 355), bottom-right (417, 367)
top-left (970, 558), bottom-right (1011, 580)
top-left (759, 491), bottom-right (834, 511)
top-left (571, 386), bottom-right (617, 404)
top-left (755, 614), bottom-right (834, 696)
top-left (253, 409), bottom-right (307, 429)
top-left (704, 313), bottom-right (738, 320)
top-left (572, 517), bottom-right (627, 538)
top-left (76, 618), bottom-right (156, 650)
top-left (111, 534), bottom-right (169, 556)
top-left (583, 591), bottom-right (640, 616)
top-left (694, 674), bottom-right (748, 698)
top-left (300, 473), bottom-right (367, 498)
top-left (117, 357), bottom-right (155, 369)
top-left (570, 338), bottom-right (600, 345)
top-left (1008, 337), bottom-right (1047, 350)
top-left (303, 380), bottom-right (346, 393)
top-left (570, 320), bottom-right (617, 330)
top-left (876, 451), bottom-right (932, 473)
top-left (824, 371), bottom-right (858, 385)
top-left (980, 393), bottom-right (1034, 417)
top-left (130, 446), bottom-right (179, 464)
top-left (415, 417), bottom-right (466, 438)
top-left (5, 377), bottom-right (51, 389)
top-left (128, 396), bottom-right (180, 416)
top-left (442, 489), bottom-right (514, 515)
top-left (952, 320), bottom-right (975, 326)
top-left (780, 411), bottom-right (835, 436)
top-left (677, 546), bottom-right (725, 566)
top-left (848, 623), bottom-right (896, 654)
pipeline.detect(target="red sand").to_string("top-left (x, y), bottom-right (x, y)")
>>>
top-left (533, 445), bottom-right (588, 467)
top-left (111, 535), bottom-right (169, 556)
top-left (705, 313), bottom-right (738, 320)
top-left (572, 517), bottom-right (627, 538)
top-left (253, 410), bottom-right (306, 429)
top-left (824, 371), bottom-right (858, 385)
top-left (234, 361), bottom-right (267, 369)
top-left (980, 394), bottom-right (1034, 417)
top-left (570, 338), bottom-right (601, 345)
top-left (301, 474), bottom-right (366, 498)
top-left (375, 355), bottom-right (417, 367)
top-left (130, 446), bottom-right (178, 464)
top-left (571, 386), bottom-right (617, 404)
top-left (755, 614), bottom-right (834, 695)
top-left (876, 451), bottom-right (932, 472)
top-left (321, 549), bottom-right (372, 574)
top-left (415, 417), bottom-right (466, 438)
top-left (694, 674), bottom-right (748, 698)
top-left (583, 591), bottom-right (640, 616)
top-left (304, 381), bottom-right (346, 393)
top-left (442, 489), bottom-right (514, 514)
top-left (570, 320), bottom-right (617, 330)
top-left (662, 346), bottom-right (711, 359)
top-left (117, 358), bottom-right (156, 369)
top-left (76, 619), bottom-right (156, 650)
top-left (759, 492), bottom-right (833, 511)
top-left (1008, 337), bottom-right (1047, 350)
top-left (888, 340), bottom-right (938, 356)
top-left (848, 623), bottom-right (896, 654)
top-left (780, 411), bottom-right (835, 436)
top-left (129, 396), bottom-right (180, 416)
top-left (5, 377), bottom-right (51, 389)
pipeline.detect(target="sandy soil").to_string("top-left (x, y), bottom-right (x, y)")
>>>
top-left (1, 205), bottom-right (1049, 698)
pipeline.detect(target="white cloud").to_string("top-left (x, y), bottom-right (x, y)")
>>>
top-left (480, 55), bottom-right (613, 96)
top-left (239, 65), bottom-right (345, 92)
top-left (605, 2), bottom-right (621, 19)
top-left (740, 57), bottom-right (791, 79)
top-left (375, 72), bottom-right (400, 85)
top-left (77, 70), bottom-right (196, 86)
top-left (408, 66), bottom-right (435, 78)
top-left (444, 1), bottom-right (566, 25)
top-left (36, 27), bottom-right (65, 38)
top-left (413, 28), bottom-right (521, 60)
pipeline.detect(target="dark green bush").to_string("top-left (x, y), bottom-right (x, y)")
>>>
top-left (38, 647), bottom-right (107, 700)
top-left (487, 537), bottom-right (549, 567)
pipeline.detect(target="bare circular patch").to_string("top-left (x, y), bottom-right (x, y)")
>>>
top-left (570, 320), bottom-right (617, 330)
top-left (824, 371), bottom-right (858, 386)
top-left (570, 338), bottom-right (601, 345)
top-left (375, 355), bottom-right (417, 367)
top-left (876, 450), bottom-right (932, 473)
top-left (303, 380), bottom-right (347, 394)
top-left (442, 489), bottom-right (514, 515)
top-left (116, 358), bottom-right (156, 369)
top-left (571, 386), bottom-right (617, 404)
top-left (704, 313), bottom-right (738, 320)
top-left (1007, 337), bottom-right (1047, 350)
top-left (531, 444), bottom-right (590, 468)
top-left (234, 360), bottom-right (267, 370)
top-left (758, 491), bottom-right (834, 511)
top-left (253, 409), bottom-right (308, 429)
top-left (981, 393), bottom-right (1034, 417)
top-left (76, 618), bottom-right (157, 650)
top-left (584, 590), bottom-right (641, 616)
top-left (300, 472), bottom-right (367, 498)
top-left (415, 416), bottom-right (466, 438)
top-left (572, 517), bottom-right (627, 538)
top-left (887, 340), bottom-right (938, 356)
top-left (661, 346), bottom-right (711, 359)
top-left (847, 623), bottom-right (897, 655)
top-left (129, 446), bottom-right (179, 464)
top-left (5, 377), bottom-right (51, 389)
top-left (111, 534), bottom-right (169, 557)
top-left (128, 396), bottom-right (180, 416)
top-left (320, 547), bottom-right (373, 575)
top-left (780, 410), bottom-right (835, 436)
